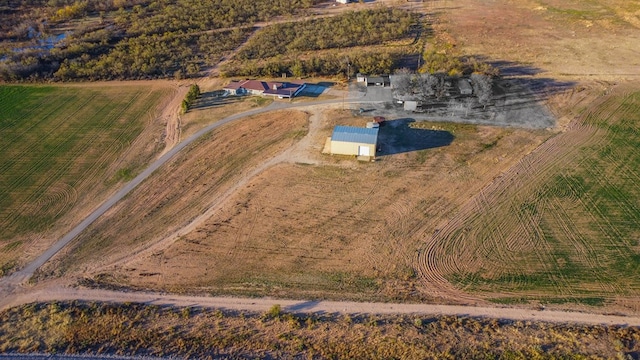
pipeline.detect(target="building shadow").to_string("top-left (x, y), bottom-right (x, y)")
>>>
top-left (486, 58), bottom-right (577, 99)
top-left (190, 90), bottom-right (243, 110)
top-left (377, 118), bottom-right (454, 156)
top-left (285, 300), bottom-right (322, 312)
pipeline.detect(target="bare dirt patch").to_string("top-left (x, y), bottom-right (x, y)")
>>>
top-left (430, 0), bottom-right (640, 80)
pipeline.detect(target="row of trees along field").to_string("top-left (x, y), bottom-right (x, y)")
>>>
top-left (222, 8), bottom-right (421, 78)
top-left (0, 0), bottom-right (322, 81)
top-left (393, 70), bottom-right (495, 109)
top-left (236, 8), bottom-right (418, 60)
top-left (180, 83), bottom-right (199, 113)
top-left (387, 43), bottom-right (500, 108)
top-left (221, 49), bottom-right (409, 79)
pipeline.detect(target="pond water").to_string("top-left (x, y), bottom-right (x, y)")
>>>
top-left (12, 31), bottom-right (68, 53)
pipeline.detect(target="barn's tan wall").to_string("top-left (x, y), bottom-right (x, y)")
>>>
top-left (330, 141), bottom-right (376, 157)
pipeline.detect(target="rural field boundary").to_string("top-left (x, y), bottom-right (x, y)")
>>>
top-left (3, 285), bottom-right (640, 327)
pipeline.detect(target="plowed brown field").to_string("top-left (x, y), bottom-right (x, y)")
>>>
top-left (38, 110), bottom-right (311, 279)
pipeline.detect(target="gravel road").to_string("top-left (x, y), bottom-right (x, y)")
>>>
top-left (4, 286), bottom-right (640, 326)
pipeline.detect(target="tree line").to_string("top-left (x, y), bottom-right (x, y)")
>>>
top-left (393, 69), bottom-right (495, 110)
top-left (52, 28), bottom-right (251, 80)
top-left (181, 83), bottom-right (199, 113)
top-left (221, 48), bottom-right (409, 79)
top-left (222, 8), bottom-right (422, 78)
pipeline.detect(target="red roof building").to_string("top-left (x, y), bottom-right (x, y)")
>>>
top-left (224, 80), bottom-right (306, 98)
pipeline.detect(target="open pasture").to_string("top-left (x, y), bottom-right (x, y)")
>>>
top-left (74, 108), bottom-right (549, 302)
top-left (0, 84), bottom-right (170, 274)
top-left (435, 0), bottom-right (640, 78)
top-left (39, 110), bottom-right (311, 280)
top-left (416, 86), bottom-right (640, 308)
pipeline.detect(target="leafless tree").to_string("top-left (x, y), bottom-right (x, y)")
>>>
top-left (464, 97), bottom-right (475, 117)
top-left (393, 68), bottom-right (413, 97)
top-left (416, 73), bottom-right (436, 98)
top-left (471, 73), bottom-right (493, 109)
top-left (432, 72), bottom-right (448, 100)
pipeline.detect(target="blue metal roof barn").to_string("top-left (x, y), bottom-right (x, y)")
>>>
top-left (331, 126), bottom-right (379, 144)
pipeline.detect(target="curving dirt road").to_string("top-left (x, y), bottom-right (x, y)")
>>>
top-left (0, 98), bottom-right (345, 293)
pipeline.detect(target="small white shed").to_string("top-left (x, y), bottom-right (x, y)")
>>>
top-left (458, 78), bottom-right (473, 95)
top-left (329, 125), bottom-right (379, 159)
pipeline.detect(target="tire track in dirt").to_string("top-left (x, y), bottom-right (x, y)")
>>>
top-left (28, 183), bottom-right (78, 220)
top-left (89, 104), bottom-right (342, 276)
top-left (414, 87), bottom-right (614, 303)
top-left (158, 85), bottom-right (186, 155)
top-left (3, 92), bottom-right (104, 233)
top-left (547, 196), bottom-right (620, 295)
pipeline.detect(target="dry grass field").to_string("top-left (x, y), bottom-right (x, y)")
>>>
top-left (37, 110), bottom-right (310, 280)
top-left (180, 91), bottom-right (274, 139)
top-left (58, 106), bottom-right (549, 303)
top-left (431, 0), bottom-right (640, 78)
top-left (0, 83), bottom-right (173, 276)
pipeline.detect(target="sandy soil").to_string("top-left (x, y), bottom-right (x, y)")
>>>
top-left (34, 109), bottom-right (310, 279)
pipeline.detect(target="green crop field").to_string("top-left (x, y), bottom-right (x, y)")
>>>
top-left (0, 84), bottom-right (169, 274)
top-left (418, 89), bottom-right (640, 305)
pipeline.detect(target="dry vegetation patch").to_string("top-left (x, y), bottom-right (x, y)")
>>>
top-left (180, 93), bottom-right (273, 138)
top-left (2, 301), bottom-right (640, 359)
top-left (432, 0), bottom-right (640, 79)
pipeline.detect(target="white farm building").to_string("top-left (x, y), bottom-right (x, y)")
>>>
top-left (329, 125), bottom-right (379, 160)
